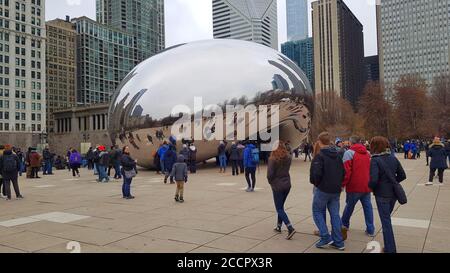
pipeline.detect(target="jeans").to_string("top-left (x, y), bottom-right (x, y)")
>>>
top-left (342, 192), bottom-right (375, 234)
top-left (312, 187), bottom-right (344, 247)
top-left (44, 159), bottom-right (53, 174)
top-left (239, 160), bottom-right (244, 173)
top-left (231, 160), bottom-right (239, 175)
top-left (245, 167), bottom-right (256, 189)
top-left (219, 155), bottom-right (227, 169)
top-left (122, 177), bottom-right (133, 197)
top-left (98, 165), bottom-right (109, 182)
top-left (114, 161), bottom-right (122, 179)
top-left (376, 196), bottom-right (397, 253)
top-left (160, 158), bottom-right (165, 173)
top-left (273, 189), bottom-right (292, 228)
top-left (18, 161), bottom-right (24, 176)
top-left (93, 163), bottom-right (98, 175)
top-left (429, 168), bottom-right (445, 183)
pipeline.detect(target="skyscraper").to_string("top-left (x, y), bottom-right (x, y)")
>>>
top-left (0, 0), bottom-right (46, 147)
top-left (377, 0), bottom-right (450, 91)
top-left (365, 55), bottom-right (380, 83)
top-left (312, 0), bottom-right (365, 108)
top-left (72, 17), bottom-right (138, 105)
top-left (212, 0), bottom-right (278, 49)
top-left (286, 0), bottom-right (308, 41)
top-left (46, 18), bottom-right (77, 133)
top-left (96, 0), bottom-right (165, 63)
top-left (281, 37), bottom-right (315, 89)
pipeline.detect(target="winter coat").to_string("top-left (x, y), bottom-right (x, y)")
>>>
top-left (217, 142), bottom-right (227, 157)
top-left (121, 153), bottom-right (137, 172)
top-left (369, 153), bottom-right (407, 199)
top-left (69, 152), bottom-right (82, 167)
top-left (180, 147), bottom-right (190, 161)
top-left (158, 145), bottom-right (169, 161)
top-left (30, 151), bottom-right (42, 167)
top-left (243, 144), bottom-right (258, 169)
top-left (342, 144), bottom-right (371, 193)
top-left (86, 149), bottom-right (94, 160)
top-left (43, 149), bottom-right (52, 160)
top-left (229, 144), bottom-right (240, 161)
top-left (428, 143), bottom-right (448, 169)
top-left (98, 151), bottom-right (110, 166)
top-left (404, 143), bottom-right (411, 152)
top-left (267, 156), bottom-right (292, 192)
top-left (163, 148), bottom-right (177, 172)
top-left (188, 146), bottom-right (197, 162)
top-left (310, 147), bottom-right (345, 194)
top-left (0, 150), bottom-right (20, 178)
top-left (171, 156), bottom-right (188, 182)
top-left (237, 144), bottom-right (245, 160)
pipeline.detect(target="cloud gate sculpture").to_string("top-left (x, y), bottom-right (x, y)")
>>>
top-left (108, 39), bottom-right (314, 169)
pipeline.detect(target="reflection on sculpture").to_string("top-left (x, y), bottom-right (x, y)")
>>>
top-left (108, 39), bottom-right (314, 169)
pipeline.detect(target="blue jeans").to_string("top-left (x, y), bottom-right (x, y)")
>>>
top-left (94, 163), bottom-right (98, 175)
top-left (342, 192), bottom-right (375, 234)
top-left (98, 165), bottom-right (109, 182)
top-left (312, 188), bottom-right (344, 247)
top-left (273, 189), bottom-right (292, 227)
top-left (114, 161), bottom-right (122, 179)
top-left (219, 155), bottom-right (227, 169)
top-left (160, 158), bottom-right (165, 173)
top-left (376, 196), bottom-right (397, 253)
top-left (44, 159), bottom-right (53, 174)
top-left (122, 177), bottom-right (133, 197)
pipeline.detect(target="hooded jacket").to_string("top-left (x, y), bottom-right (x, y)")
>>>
top-left (243, 144), bottom-right (257, 168)
top-left (428, 143), bottom-right (448, 169)
top-left (0, 150), bottom-right (20, 178)
top-left (69, 151), bottom-right (82, 166)
top-left (310, 147), bottom-right (345, 194)
top-left (369, 153), bottom-right (406, 199)
top-left (342, 144), bottom-right (371, 193)
top-left (163, 146), bottom-right (177, 171)
top-left (229, 144), bottom-right (240, 160)
top-left (171, 155), bottom-right (188, 182)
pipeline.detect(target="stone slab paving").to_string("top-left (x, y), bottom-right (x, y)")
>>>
top-left (0, 155), bottom-right (448, 253)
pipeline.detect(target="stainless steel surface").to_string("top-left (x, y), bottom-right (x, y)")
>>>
top-left (109, 39), bottom-right (314, 169)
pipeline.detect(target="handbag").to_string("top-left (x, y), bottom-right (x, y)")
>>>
top-left (377, 158), bottom-right (408, 205)
top-left (124, 168), bottom-right (137, 179)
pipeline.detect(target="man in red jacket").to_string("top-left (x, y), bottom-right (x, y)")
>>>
top-left (341, 136), bottom-right (375, 240)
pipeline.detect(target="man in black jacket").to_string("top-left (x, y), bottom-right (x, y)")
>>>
top-left (0, 144), bottom-right (23, 200)
top-left (310, 132), bottom-right (345, 251)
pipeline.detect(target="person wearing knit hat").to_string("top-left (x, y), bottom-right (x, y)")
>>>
top-left (426, 138), bottom-right (448, 186)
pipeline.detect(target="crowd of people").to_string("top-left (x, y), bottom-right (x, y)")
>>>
top-left (0, 133), bottom-right (449, 253)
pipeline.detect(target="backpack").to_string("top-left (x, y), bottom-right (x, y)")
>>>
top-left (2, 155), bottom-right (17, 173)
top-left (251, 148), bottom-right (260, 164)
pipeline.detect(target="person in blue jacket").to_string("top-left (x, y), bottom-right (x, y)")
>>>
top-left (243, 143), bottom-right (259, 192)
top-left (426, 138), bottom-right (448, 185)
top-left (157, 141), bottom-right (169, 174)
top-left (411, 142), bottom-right (418, 159)
top-left (163, 145), bottom-right (177, 184)
top-left (403, 141), bottom-right (411, 159)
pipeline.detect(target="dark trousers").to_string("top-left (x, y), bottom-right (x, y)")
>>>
top-left (231, 160), bottom-right (239, 176)
top-left (3, 175), bottom-right (21, 199)
top-left (31, 167), bottom-right (40, 178)
top-left (245, 167), bottom-right (256, 189)
top-left (122, 177), bottom-right (133, 197)
top-left (426, 155), bottom-right (429, 166)
top-left (72, 166), bottom-right (80, 177)
top-left (87, 160), bottom-right (94, 170)
top-left (376, 196), bottom-right (397, 253)
top-left (404, 151), bottom-right (409, 159)
top-left (239, 160), bottom-right (244, 173)
top-left (304, 153), bottom-right (312, 162)
top-left (273, 189), bottom-right (292, 227)
top-left (114, 162), bottom-right (122, 179)
top-left (429, 168), bottom-right (445, 183)
top-left (189, 160), bottom-right (197, 173)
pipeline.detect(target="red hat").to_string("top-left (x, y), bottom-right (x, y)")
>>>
top-left (99, 146), bottom-right (106, 151)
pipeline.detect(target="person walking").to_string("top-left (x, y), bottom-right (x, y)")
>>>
top-left (29, 148), bottom-right (42, 179)
top-left (0, 145), bottom-right (23, 200)
top-left (426, 138), bottom-right (448, 185)
top-left (403, 141), bottom-right (411, 159)
top-left (229, 142), bottom-right (240, 176)
top-left (369, 136), bottom-right (406, 254)
top-left (69, 149), bottom-right (82, 177)
top-left (86, 147), bottom-right (94, 170)
top-left (121, 146), bottom-right (137, 200)
top-left (180, 144), bottom-right (190, 162)
top-left (163, 145), bottom-right (177, 184)
top-left (42, 147), bottom-right (54, 175)
top-left (66, 148), bottom-right (73, 172)
top-left (304, 143), bottom-right (312, 162)
top-left (237, 142), bottom-right (246, 174)
top-left (157, 142), bottom-right (169, 175)
top-left (110, 145), bottom-right (123, 180)
top-left (16, 148), bottom-right (24, 177)
top-left (97, 146), bottom-right (110, 183)
top-left (425, 141), bottom-right (431, 166)
top-left (243, 143), bottom-right (259, 192)
top-left (267, 141), bottom-right (296, 240)
top-left (217, 141), bottom-right (228, 173)
top-left (341, 136), bottom-right (375, 241)
top-left (171, 155), bottom-right (188, 203)
top-left (188, 143), bottom-right (197, 174)
top-left (0, 145), bottom-right (6, 198)
top-left (310, 132), bottom-right (345, 250)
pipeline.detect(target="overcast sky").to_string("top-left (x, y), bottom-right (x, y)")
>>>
top-left (46, 0), bottom-right (378, 56)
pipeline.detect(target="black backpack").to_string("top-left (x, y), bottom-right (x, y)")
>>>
top-left (2, 155), bottom-right (17, 173)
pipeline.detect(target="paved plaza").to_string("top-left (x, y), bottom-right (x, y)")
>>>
top-left (0, 156), bottom-right (449, 253)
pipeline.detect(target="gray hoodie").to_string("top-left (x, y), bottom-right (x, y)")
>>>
top-left (171, 155), bottom-right (188, 182)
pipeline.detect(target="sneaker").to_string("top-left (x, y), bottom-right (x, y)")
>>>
top-left (286, 228), bottom-right (296, 240)
top-left (329, 242), bottom-right (346, 251)
top-left (251, 188), bottom-right (255, 192)
top-left (179, 198), bottom-right (185, 203)
top-left (16, 195), bottom-right (24, 200)
top-left (274, 227), bottom-right (282, 233)
top-left (341, 227), bottom-right (349, 241)
top-left (315, 239), bottom-right (333, 249)
top-left (426, 182), bottom-right (433, 186)
top-left (175, 196), bottom-right (179, 202)
top-left (245, 188), bottom-right (252, 192)
top-left (126, 196), bottom-right (135, 200)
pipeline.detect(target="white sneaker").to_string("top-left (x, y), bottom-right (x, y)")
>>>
top-left (245, 188), bottom-right (252, 192)
top-left (425, 182), bottom-right (433, 186)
